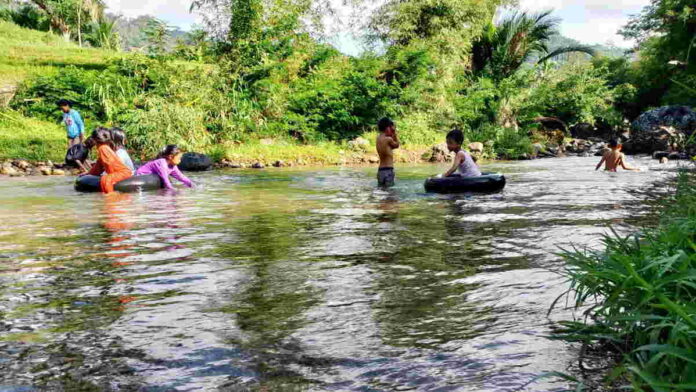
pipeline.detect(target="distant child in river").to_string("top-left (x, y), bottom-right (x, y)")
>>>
top-left (376, 117), bottom-right (399, 187)
top-left (136, 145), bottom-right (193, 190)
top-left (57, 99), bottom-right (84, 149)
top-left (110, 128), bottom-right (135, 174)
top-left (595, 139), bottom-right (640, 172)
top-left (441, 129), bottom-right (481, 178)
top-left (82, 128), bottom-right (133, 194)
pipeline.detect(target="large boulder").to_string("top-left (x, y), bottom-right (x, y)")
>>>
top-left (179, 152), bottom-right (213, 172)
top-left (428, 143), bottom-right (452, 163)
top-left (625, 106), bottom-right (696, 153)
top-left (570, 123), bottom-right (595, 140)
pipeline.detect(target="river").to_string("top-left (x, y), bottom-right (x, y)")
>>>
top-left (0, 156), bottom-right (681, 392)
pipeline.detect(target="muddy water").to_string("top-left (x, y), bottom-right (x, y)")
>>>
top-left (0, 156), bottom-right (680, 391)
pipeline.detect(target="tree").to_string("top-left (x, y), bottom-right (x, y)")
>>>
top-left (28, 0), bottom-right (104, 41)
top-left (143, 18), bottom-right (171, 57)
top-left (85, 18), bottom-right (121, 50)
top-left (620, 0), bottom-right (695, 107)
top-left (369, 0), bottom-right (503, 58)
top-left (471, 11), bottom-right (595, 80)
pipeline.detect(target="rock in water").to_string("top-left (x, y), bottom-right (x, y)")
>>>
top-left (468, 142), bottom-right (484, 153)
top-left (625, 106), bottom-right (696, 153)
top-left (251, 162), bottom-right (264, 169)
top-left (570, 123), bottom-right (596, 140)
top-left (652, 151), bottom-right (670, 160)
top-left (179, 153), bottom-right (212, 172)
top-left (428, 143), bottom-right (451, 163)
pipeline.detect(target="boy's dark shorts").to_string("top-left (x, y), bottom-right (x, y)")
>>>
top-left (377, 167), bottom-right (395, 187)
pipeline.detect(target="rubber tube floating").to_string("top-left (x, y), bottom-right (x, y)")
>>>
top-left (424, 173), bottom-right (506, 194)
top-left (75, 174), bottom-right (163, 193)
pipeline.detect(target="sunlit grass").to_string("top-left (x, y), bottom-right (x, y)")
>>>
top-left (0, 21), bottom-right (116, 84)
top-left (0, 109), bottom-right (65, 161)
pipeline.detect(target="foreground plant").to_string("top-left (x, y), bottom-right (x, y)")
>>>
top-left (552, 171), bottom-right (696, 390)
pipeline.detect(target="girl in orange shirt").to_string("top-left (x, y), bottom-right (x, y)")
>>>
top-left (84, 128), bottom-right (133, 193)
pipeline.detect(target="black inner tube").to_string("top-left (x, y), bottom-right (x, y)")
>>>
top-left (424, 173), bottom-right (506, 194)
top-left (75, 174), bottom-right (163, 193)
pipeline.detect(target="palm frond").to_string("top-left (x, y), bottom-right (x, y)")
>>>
top-left (537, 45), bottom-right (596, 64)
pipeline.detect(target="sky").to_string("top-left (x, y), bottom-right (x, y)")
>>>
top-left (104, 0), bottom-right (651, 53)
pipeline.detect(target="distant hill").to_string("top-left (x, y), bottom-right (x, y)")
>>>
top-left (548, 34), bottom-right (629, 59)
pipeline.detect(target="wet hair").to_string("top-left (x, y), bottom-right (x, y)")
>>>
top-left (90, 127), bottom-right (112, 145)
top-left (378, 117), bottom-right (394, 132)
top-left (157, 144), bottom-right (181, 159)
top-left (110, 127), bottom-right (127, 149)
top-left (446, 129), bottom-right (464, 145)
top-left (608, 139), bottom-right (619, 148)
top-left (56, 99), bottom-right (72, 107)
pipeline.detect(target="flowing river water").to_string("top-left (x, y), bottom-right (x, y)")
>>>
top-left (0, 156), bottom-right (682, 392)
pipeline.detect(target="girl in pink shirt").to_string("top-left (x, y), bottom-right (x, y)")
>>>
top-left (136, 145), bottom-right (193, 190)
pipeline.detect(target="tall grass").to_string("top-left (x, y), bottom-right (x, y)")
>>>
top-left (553, 171), bottom-right (696, 390)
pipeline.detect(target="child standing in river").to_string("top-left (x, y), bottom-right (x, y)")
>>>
top-left (57, 99), bottom-right (85, 149)
top-left (595, 139), bottom-right (640, 172)
top-left (376, 118), bottom-right (399, 187)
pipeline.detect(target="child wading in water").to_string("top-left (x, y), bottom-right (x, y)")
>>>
top-left (110, 128), bottom-right (135, 174)
top-left (136, 145), bottom-right (193, 190)
top-left (83, 128), bottom-right (133, 194)
top-left (441, 129), bottom-right (481, 178)
top-left (57, 99), bottom-right (85, 149)
top-left (376, 117), bottom-right (399, 187)
top-left (595, 139), bottom-right (640, 172)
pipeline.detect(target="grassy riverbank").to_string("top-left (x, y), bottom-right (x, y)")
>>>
top-left (554, 170), bottom-right (696, 390)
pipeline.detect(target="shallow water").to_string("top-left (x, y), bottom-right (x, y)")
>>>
top-left (0, 156), bottom-right (682, 392)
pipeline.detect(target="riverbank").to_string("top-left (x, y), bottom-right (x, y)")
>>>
top-left (553, 169), bottom-right (696, 390)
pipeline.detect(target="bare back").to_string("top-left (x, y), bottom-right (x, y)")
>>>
top-left (376, 133), bottom-right (397, 168)
top-left (603, 150), bottom-right (623, 171)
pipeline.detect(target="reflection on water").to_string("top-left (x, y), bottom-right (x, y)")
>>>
top-left (0, 157), bottom-right (680, 391)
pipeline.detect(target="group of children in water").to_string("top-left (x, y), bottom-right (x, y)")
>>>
top-left (61, 99), bottom-right (639, 193)
top-left (375, 117), bottom-right (639, 187)
top-left (60, 100), bottom-right (193, 194)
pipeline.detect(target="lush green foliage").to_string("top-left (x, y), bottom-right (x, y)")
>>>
top-left (554, 171), bottom-right (696, 390)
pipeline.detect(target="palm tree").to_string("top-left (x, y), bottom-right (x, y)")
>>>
top-left (85, 18), bottom-right (121, 50)
top-left (472, 11), bottom-right (595, 80)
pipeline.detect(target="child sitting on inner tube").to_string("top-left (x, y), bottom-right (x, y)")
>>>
top-left (110, 128), bottom-right (135, 175)
top-left (81, 128), bottom-right (134, 194)
top-left (135, 145), bottom-right (193, 190)
top-left (440, 129), bottom-right (481, 178)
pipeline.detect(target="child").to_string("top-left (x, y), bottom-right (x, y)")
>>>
top-left (135, 145), bottom-right (193, 190)
top-left (595, 139), bottom-right (640, 172)
top-left (57, 99), bottom-right (85, 148)
top-left (110, 128), bottom-right (135, 174)
top-left (441, 129), bottom-right (481, 178)
top-left (83, 128), bottom-right (133, 194)
top-left (376, 117), bottom-right (399, 187)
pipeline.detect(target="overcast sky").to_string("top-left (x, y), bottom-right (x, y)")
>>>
top-left (104, 0), bottom-right (650, 52)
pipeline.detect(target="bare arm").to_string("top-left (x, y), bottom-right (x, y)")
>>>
top-left (595, 155), bottom-right (606, 171)
top-left (388, 133), bottom-right (399, 149)
top-left (443, 152), bottom-right (463, 177)
top-left (619, 154), bottom-right (640, 171)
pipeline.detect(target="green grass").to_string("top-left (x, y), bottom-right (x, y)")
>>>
top-left (552, 171), bottom-right (696, 390)
top-left (0, 109), bottom-right (65, 162)
top-left (0, 21), bottom-right (116, 85)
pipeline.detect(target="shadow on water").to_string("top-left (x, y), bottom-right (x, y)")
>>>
top-left (0, 156), bottom-right (685, 391)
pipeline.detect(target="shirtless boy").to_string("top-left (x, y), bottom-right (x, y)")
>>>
top-left (376, 117), bottom-right (399, 187)
top-left (595, 139), bottom-right (640, 172)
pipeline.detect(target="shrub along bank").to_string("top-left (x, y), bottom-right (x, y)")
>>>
top-left (553, 170), bottom-right (696, 390)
